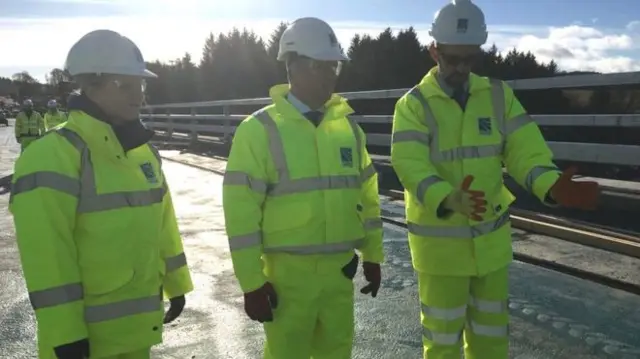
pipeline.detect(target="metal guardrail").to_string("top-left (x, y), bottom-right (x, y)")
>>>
top-left (141, 71), bottom-right (640, 167)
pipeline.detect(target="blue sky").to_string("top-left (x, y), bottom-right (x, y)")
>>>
top-left (2, 0), bottom-right (640, 82)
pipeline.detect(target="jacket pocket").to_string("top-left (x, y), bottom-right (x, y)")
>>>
top-left (262, 200), bottom-right (312, 234)
top-left (82, 268), bottom-right (136, 296)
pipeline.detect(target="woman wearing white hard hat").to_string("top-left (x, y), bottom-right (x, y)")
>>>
top-left (391, 1), bottom-right (599, 359)
top-left (10, 29), bottom-right (194, 359)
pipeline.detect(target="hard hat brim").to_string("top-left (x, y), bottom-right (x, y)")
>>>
top-left (308, 49), bottom-right (349, 62)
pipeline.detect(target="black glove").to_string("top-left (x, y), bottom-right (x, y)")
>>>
top-left (54, 338), bottom-right (89, 359)
top-left (244, 282), bottom-right (278, 323)
top-left (163, 295), bottom-right (186, 324)
top-left (360, 262), bottom-right (381, 298)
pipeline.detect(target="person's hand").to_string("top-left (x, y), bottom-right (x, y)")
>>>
top-left (244, 282), bottom-right (278, 323)
top-left (163, 295), bottom-right (186, 324)
top-left (549, 166), bottom-right (600, 210)
top-left (360, 262), bottom-right (381, 298)
top-left (443, 175), bottom-right (487, 220)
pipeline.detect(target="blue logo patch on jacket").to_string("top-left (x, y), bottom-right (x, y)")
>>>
top-left (140, 162), bottom-right (158, 184)
top-left (340, 147), bottom-right (353, 167)
top-left (478, 117), bottom-right (492, 135)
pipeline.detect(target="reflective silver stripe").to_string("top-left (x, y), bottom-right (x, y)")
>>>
top-left (346, 116), bottom-right (363, 167)
top-left (422, 327), bottom-right (461, 345)
top-left (361, 163), bottom-right (376, 182)
top-left (469, 297), bottom-right (507, 313)
top-left (408, 211), bottom-right (510, 239)
top-left (407, 87), bottom-right (442, 163)
top-left (489, 78), bottom-right (506, 138)
top-left (165, 252), bottom-right (187, 272)
top-left (53, 128), bottom-right (167, 213)
top-left (524, 165), bottom-right (561, 193)
top-left (229, 232), bottom-right (262, 251)
top-left (84, 294), bottom-right (162, 323)
top-left (433, 144), bottom-right (502, 162)
top-left (505, 113), bottom-right (533, 135)
top-left (223, 171), bottom-right (268, 194)
top-left (391, 130), bottom-right (431, 145)
top-left (262, 238), bottom-right (364, 255)
top-left (29, 283), bottom-right (83, 309)
top-left (421, 303), bottom-right (466, 320)
top-left (407, 80), bottom-right (507, 163)
top-left (415, 175), bottom-right (445, 204)
top-left (253, 110), bottom-right (290, 181)
top-left (467, 321), bottom-right (509, 337)
top-left (269, 175), bottom-right (361, 195)
top-left (364, 218), bottom-right (383, 231)
top-left (10, 171), bottom-right (80, 203)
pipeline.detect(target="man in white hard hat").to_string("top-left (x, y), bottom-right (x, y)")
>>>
top-left (10, 29), bottom-right (193, 359)
top-left (43, 99), bottom-right (67, 131)
top-left (223, 17), bottom-right (384, 359)
top-left (390, 1), bottom-right (600, 358)
top-left (14, 98), bottom-right (44, 152)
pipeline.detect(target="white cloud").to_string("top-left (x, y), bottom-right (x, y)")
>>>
top-left (2, 15), bottom-right (640, 82)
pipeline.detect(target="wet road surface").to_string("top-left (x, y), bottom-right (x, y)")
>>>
top-left (1, 125), bottom-right (640, 358)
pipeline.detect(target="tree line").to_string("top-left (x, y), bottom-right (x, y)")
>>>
top-left (1, 22), bottom-right (638, 118)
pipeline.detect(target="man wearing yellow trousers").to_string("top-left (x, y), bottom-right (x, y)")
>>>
top-left (223, 17), bottom-right (384, 359)
top-left (390, 1), bottom-right (601, 358)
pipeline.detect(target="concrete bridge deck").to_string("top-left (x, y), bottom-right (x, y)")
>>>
top-left (2, 123), bottom-right (640, 358)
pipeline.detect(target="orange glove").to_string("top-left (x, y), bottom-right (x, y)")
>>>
top-left (549, 166), bottom-right (600, 210)
top-left (443, 175), bottom-right (487, 221)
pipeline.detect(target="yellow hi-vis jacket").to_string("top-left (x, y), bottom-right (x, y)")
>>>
top-left (15, 110), bottom-right (44, 138)
top-left (9, 111), bottom-right (194, 358)
top-left (44, 111), bottom-right (67, 131)
top-left (223, 84), bottom-right (384, 293)
top-left (391, 67), bottom-right (561, 277)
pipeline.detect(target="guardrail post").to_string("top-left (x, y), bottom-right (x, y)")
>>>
top-left (223, 105), bottom-right (231, 144)
top-left (189, 107), bottom-right (198, 145)
top-left (166, 109), bottom-right (174, 140)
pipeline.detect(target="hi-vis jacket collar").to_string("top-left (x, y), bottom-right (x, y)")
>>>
top-left (67, 93), bottom-right (153, 154)
top-left (268, 84), bottom-right (354, 122)
top-left (419, 66), bottom-right (492, 99)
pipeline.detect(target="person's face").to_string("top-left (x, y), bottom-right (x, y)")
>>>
top-left (430, 43), bottom-right (482, 87)
top-left (292, 56), bottom-right (343, 105)
top-left (86, 74), bottom-right (146, 121)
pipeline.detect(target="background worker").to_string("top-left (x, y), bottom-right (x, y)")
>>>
top-left (390, 1), bottom-right (600, 358)
top-left (43, 99), bottom-right (67, 131)
top-left (14, 99), bottom-right (44, 152)
top-left (10, 29), bottom-right (193, 359)
top-left (223, 17), bottom-right (384, 359)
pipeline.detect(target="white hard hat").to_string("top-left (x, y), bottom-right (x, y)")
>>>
top-left (277, 17), bottom-right (349, 62)
top-left (65, 29), bottom-right (157, 78)
top-left (47, 99), bottom-right (57, 107)
top-left (429, 0), bottom-right (488, 46)
top-left (23, 99), bottom-right (33, 106)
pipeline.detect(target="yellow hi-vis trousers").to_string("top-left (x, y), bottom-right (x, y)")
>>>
top-left (418, 265), bottom-right (509, 359)
top-left (262, 253), bottom-right (355, 359)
